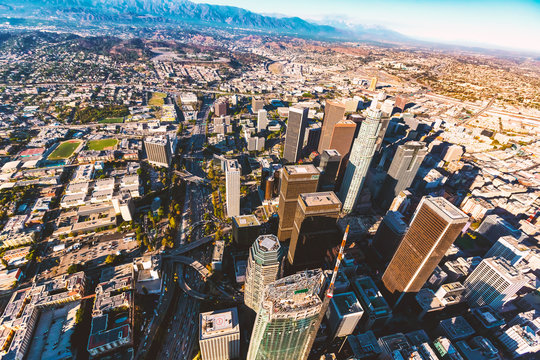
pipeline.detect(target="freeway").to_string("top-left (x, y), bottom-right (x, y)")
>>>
top-left (166, 255), bottom-right (211, 279)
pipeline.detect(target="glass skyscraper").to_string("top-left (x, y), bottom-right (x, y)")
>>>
top-left (246, 269), bottom-right (324, 360)
top-left (339, 108), bottom-right (384, 213)
top-left (244, 234), bottom-right (283, 313)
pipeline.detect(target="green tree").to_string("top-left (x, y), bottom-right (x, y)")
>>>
top-left (67, 263), bottom-right (83, 274)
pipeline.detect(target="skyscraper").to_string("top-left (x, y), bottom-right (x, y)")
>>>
top-left (144, 136), bottom-right (172, 168)
top-left (277, 165), bottom-right (319, 241)
top-left (199, 308), bottom-right (240, 360)
top-left (318, 149), bottom-right (341, 191)
top-left (382, 196), bottom-right (468, 306)
top-left (372, 211), bottom-right (408, 263)
top-left (252, 98), bottom-right (265, 112)
top-left (214, 99), bottom-right (228, 117)
top-left (318, 101), bottom-right (346, 154)
top-left (368, 77), bottom-right (378, 91)
top-left (288, 192), bottom-right (342, 270)
top-left (257, 109), bottom-right (268, 132)
top-left (244, 234), bottom-right (283, 313)
top-left (246, 269), bottom-right (324, 360)
top-left (225, 159), bottom-right (241, 217)
top-left (283, 107), bottom-right (308, 163)
top-left (328, 119), bottom-right (356, 162)
top-left (377, 141), bottom-right (427, 210)
top-left (463, 257), bottom-right (527, 309)
top-left (339, 108), bottom-right (384, 213)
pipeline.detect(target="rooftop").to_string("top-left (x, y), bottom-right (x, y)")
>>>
top-left (233, 214), bottom-right (261, 227)
top-left (256, 234), bottom-right (280, 252)
top-left (300, 191), bottom-right (341, 207)
top-left (284, 164), bottom-right (319, 176)
top-left (200, 308), bottom-right (239, 340)
top-left (425, 196), bottom-right (469, 221)
top-left (332, 292), bottom-right (363, 316)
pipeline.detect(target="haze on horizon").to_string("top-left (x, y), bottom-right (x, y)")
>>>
top-left (192, 0), bottom-right (540, 53)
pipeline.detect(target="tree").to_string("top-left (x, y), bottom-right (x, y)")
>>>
top-left (67, 263), bottom-right (83, 274)
top-left (169, 217), bottom-right (176, 229)
top-left (104, 254), bottom-right (117, 265)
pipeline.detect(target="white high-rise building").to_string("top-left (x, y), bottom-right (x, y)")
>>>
top-left (225, 159), bottom-right (241, 217)
top-left (244, 235), bottom-right (282, 312)
top-left (258, 109), bottom-right (268, 132)
top-left (339, 108), bottom-right (384, 213)
top-left (464, 257), bottom-right (528, 309)
top-left (199, 308), bottom-right (240, 360)
top-left (485, 236), bottom-right (530, 266)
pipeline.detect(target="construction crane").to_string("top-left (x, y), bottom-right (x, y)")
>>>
top-left (302, 225), bottom-right (350, 360)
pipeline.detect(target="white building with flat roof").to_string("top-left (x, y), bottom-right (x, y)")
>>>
top-left (199, 308), bottom-right (240, 360)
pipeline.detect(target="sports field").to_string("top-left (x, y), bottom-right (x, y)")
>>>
top-left (87, 139), bottom-right (118, 151)
top-left (48, 140), bottom-right (83, 160)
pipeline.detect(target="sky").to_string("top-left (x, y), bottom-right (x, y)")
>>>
top-left (191, 0), bottom-right (540, 53)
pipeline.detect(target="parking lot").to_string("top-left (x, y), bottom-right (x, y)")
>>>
top-left (45, 234), bottom-right (141, 277)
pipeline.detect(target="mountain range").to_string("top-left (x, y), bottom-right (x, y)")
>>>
top-left (0, 0), bottom-right (408, 42)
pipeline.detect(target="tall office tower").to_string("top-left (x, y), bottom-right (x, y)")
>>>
top-left (328, 120), bottom-right (356, 162)
top-left (318, 101), bottom-right (346, 154)
top-left (325, 292), bottom-right (364, 338)
top-left (214, 100), bottom-right (228, 117)
top-left (463, 257), bottom-right (527, 309)
top-left (303, 123), bottom-right (322, 155)
top-left (257, 109), bottom-right (268, 132)
top-left (199, 308), bottom-right (240, 360)
top-left (394, 95), bottom-right (408, 112)
top-left (344, 98), bottom-right (360, 113)
top-left (382, 196), bottom-right (468, 306)
top-left (232, 214), bottom-right (261, 247)
top-left (339, 108), bottom-right (384, 213)
top-left (288, 192), bottom-right (341, 269)
top-left (225, 159), bottom-right (241, 218)
top-left (485, 236), bottom-right (530, 266)
top-left (144, 136), bottom-right (172, 168)
top-left (244, 234), bottom-right (283, 312)
top-left (252, 98), bottom-right (265, 112)
top-left (318, 150), bottom-right (341, 191)
top-left (246, 269), bottom-right (324, 360)
top-left (283, 107), bottom-right (309, 163)
top-left (372, 211), bottom-right (408, 263)
top-left (377, 141), bottom-right (427, 209)
top-left (368, 77), bottom-right (378, 91)
top-left (277, 165), bottom-right (319, 241)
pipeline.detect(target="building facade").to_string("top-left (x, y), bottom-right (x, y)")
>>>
top-left (225, 159), bottom-right (241, 218)
top-left (288, 192), bottom-right (342, 270)
top-left (283, 107), bottom-right (309, 163)
top-left (377, 141), bottom-right (427, 209)
top-left (246, 270), bottom-right (324, 360)
top-left (144, 136), bottom-right (172, 168)
top-left (318, 101), bottom-right (346, 154)
top-left (464, 257), bottom-right (527, 309)
top-left (382, 196), bottom-right (469, 305)
top-left (339, 108), bottom-right (384, 213)
top-left (244, 235), bottom-right (283, 313)
top-left (277, 165), bottom-right (319, 241)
